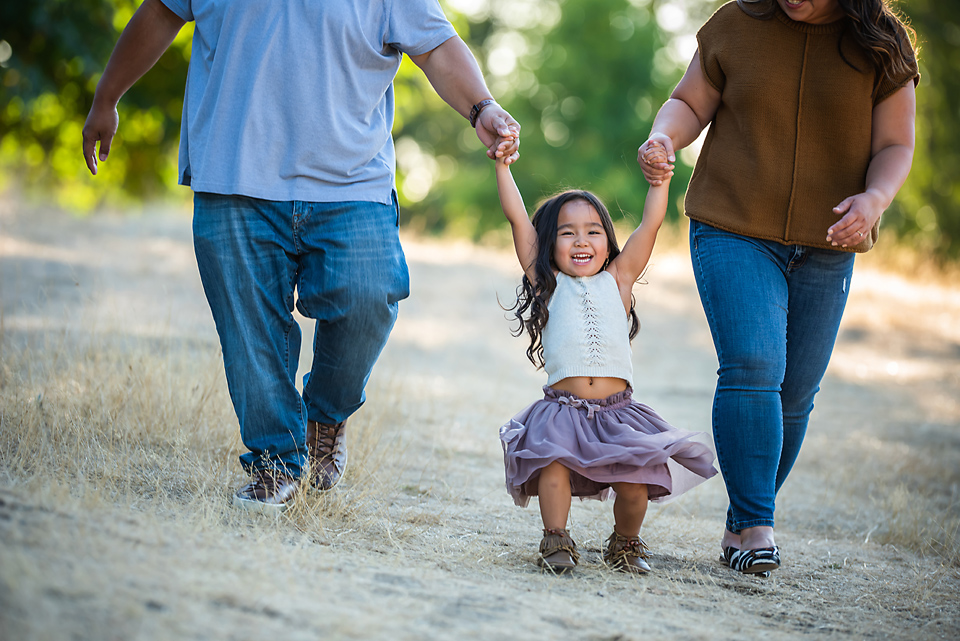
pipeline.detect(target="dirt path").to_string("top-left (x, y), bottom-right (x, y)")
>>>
top-left (1, 205), bottom-right (958, 640)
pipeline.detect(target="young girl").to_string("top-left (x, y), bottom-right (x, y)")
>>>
top-left (496, 142), bottom-right (717, 574)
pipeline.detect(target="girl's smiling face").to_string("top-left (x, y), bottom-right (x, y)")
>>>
top-left (775, 0), bottom-right (844, 24)
top-left (553, 199), bottom-right (610, 277)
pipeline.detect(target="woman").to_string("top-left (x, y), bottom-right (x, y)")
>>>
top-left (637, 0), bottom-right (918, 575)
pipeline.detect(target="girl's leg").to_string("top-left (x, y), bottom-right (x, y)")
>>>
top-left (536, 462), bottom-right (579, 572)
top-left (610, 482), bottom-right (648, 536)
top-left (607, 482), bottom-right (652, 573)
top-left (538, 461), bottom-right (572, 530)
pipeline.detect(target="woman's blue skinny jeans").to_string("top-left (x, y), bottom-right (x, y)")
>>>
top-left (689, 220), bottom-right (855, 534)
top-left (192, 192), bottom-right (409, 478)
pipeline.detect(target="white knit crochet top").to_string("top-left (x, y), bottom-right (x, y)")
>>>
top-left (542, 271), bottom-right (633, 387)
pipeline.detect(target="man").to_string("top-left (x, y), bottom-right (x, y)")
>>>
top-left (82, 0), bottom-right (520, 513)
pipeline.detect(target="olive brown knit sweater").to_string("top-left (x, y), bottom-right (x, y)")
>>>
top-left (684, 2), bottom-right (919, 252)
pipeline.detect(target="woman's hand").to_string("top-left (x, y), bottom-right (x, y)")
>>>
top-left (827, 84), bottom-right (917, 248)
top-left (637, 52), bottom-right (720, 187)
top-left (637, 133), bottom-right (675, 186)
top-left (827, 190), bottom-right (885, 247)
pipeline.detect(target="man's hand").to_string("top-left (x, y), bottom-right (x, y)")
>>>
top-left (82, 98), bottom-right (120, 175)
top-left (79, 0), bottom-right (185, 176)
top-left (476, 104), bottom-right (520, 163)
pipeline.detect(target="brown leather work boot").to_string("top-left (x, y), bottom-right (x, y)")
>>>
top-left (233, 469), bottom-right (301, 514)
top-left (537, 528), bottom-right (580, 574)
top-left (604, 530), bottom-right (652, 574)
top-left (307, 419), bottom-right (348, 490)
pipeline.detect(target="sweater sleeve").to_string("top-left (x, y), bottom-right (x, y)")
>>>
top-left (873, 22), bottom-right (920, 105)
top-left (696, 3), bottom-right (738, 94)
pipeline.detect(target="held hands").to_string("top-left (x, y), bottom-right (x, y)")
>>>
top-left (82, 98), bottom-right (119, 176)
top-left (637, 133), bottom-right (675, 186)
top-left (476, 103), bottom-right (520, 165)
top-left (826, 190), bottom-right (885, 247)
top-left (495, 131), bottom-right (520, 166)
top-left (641, 141), bottom-right (669, 174)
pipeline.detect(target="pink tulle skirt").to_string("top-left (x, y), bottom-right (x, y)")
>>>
top-left (500, 386), bottom-right (718, 507)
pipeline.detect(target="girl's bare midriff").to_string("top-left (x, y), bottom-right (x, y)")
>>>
top-left (550, 376), bottom-right (628, 400)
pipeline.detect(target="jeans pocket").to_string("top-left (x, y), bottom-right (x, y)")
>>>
top-left (689, 219), bottom-right (702, 253)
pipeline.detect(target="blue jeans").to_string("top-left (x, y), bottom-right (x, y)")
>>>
top-left (689, 220), bottom-right (855, 534)
top-left (193, 192), bottom-right (409, 477)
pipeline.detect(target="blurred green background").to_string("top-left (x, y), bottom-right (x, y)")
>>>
top-left (1, 0), bottom-right (957, 259)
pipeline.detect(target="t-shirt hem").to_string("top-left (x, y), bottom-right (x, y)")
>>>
top-left (403, 30), bottom-right (458, 57)
top-left (181, 178), bottom-right (396, 205)
top-left (158, 0), bottom-right (192, 22)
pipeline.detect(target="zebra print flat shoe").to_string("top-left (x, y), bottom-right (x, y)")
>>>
top-left (726, 546), bottom-right (780, 575)
top-left (719, 547), bottom-right (772, 578)
top-left (719, 546), bottom-right (737, 566)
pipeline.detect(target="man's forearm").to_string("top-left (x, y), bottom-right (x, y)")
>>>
top-left (94, 0), bottom-right (186, 106)
top-left (410, 36), bottom-right (492, 121)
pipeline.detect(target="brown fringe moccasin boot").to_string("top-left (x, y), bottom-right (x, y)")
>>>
top-left (537, 527), bottom-right (580, 573)
top-left (604, 530), bottom-right (652, 574)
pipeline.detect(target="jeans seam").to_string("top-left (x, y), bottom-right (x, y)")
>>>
top-left (787, 245), bottom-right (807, 271)
top-left (283, 256), bottom-right (303, 458)
top-left (292, 201), bottom-right (305, 255)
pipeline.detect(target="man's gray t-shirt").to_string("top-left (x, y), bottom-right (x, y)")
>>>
top-left (159, 0), bottom-right (457, 204)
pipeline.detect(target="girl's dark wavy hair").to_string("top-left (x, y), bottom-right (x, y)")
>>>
top-left (737, 0), bottom-right (918, 85)
top-left (505, 190), bottom-right (640, 369)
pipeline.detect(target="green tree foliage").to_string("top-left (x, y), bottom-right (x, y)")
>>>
top-left (883, 1), bottom-right (960, 259)
top-left (0, 0), bottom-right (192, 209)
top-left (394, 0), bottom-right (686, 239)
top-left (1, 0), bottom-right (959, 260)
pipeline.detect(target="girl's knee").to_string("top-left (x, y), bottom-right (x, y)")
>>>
top-left (614, 482), bottom-right (648, 501)
top-left (539, 462), bottom-right (570, 485)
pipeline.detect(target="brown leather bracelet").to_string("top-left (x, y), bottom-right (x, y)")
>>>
top-left (469, 99), bottom-right (496, 128)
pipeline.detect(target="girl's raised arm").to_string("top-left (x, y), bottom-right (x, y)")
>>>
top-left (609, 143), bottom-right (671, 290)
top-left (496, 159), bottom-right (538, 283)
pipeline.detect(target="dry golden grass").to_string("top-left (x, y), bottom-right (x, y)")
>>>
top-left (1, 206), bottom-right (959, 640)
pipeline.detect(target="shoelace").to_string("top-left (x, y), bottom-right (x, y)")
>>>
top-left (249, 471), bottom-right (290, 491)
top-left (311, 422), bottom-right (343, 450)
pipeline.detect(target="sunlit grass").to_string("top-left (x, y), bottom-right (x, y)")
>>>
top-left (2, 206), bottom-right (959, 639)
